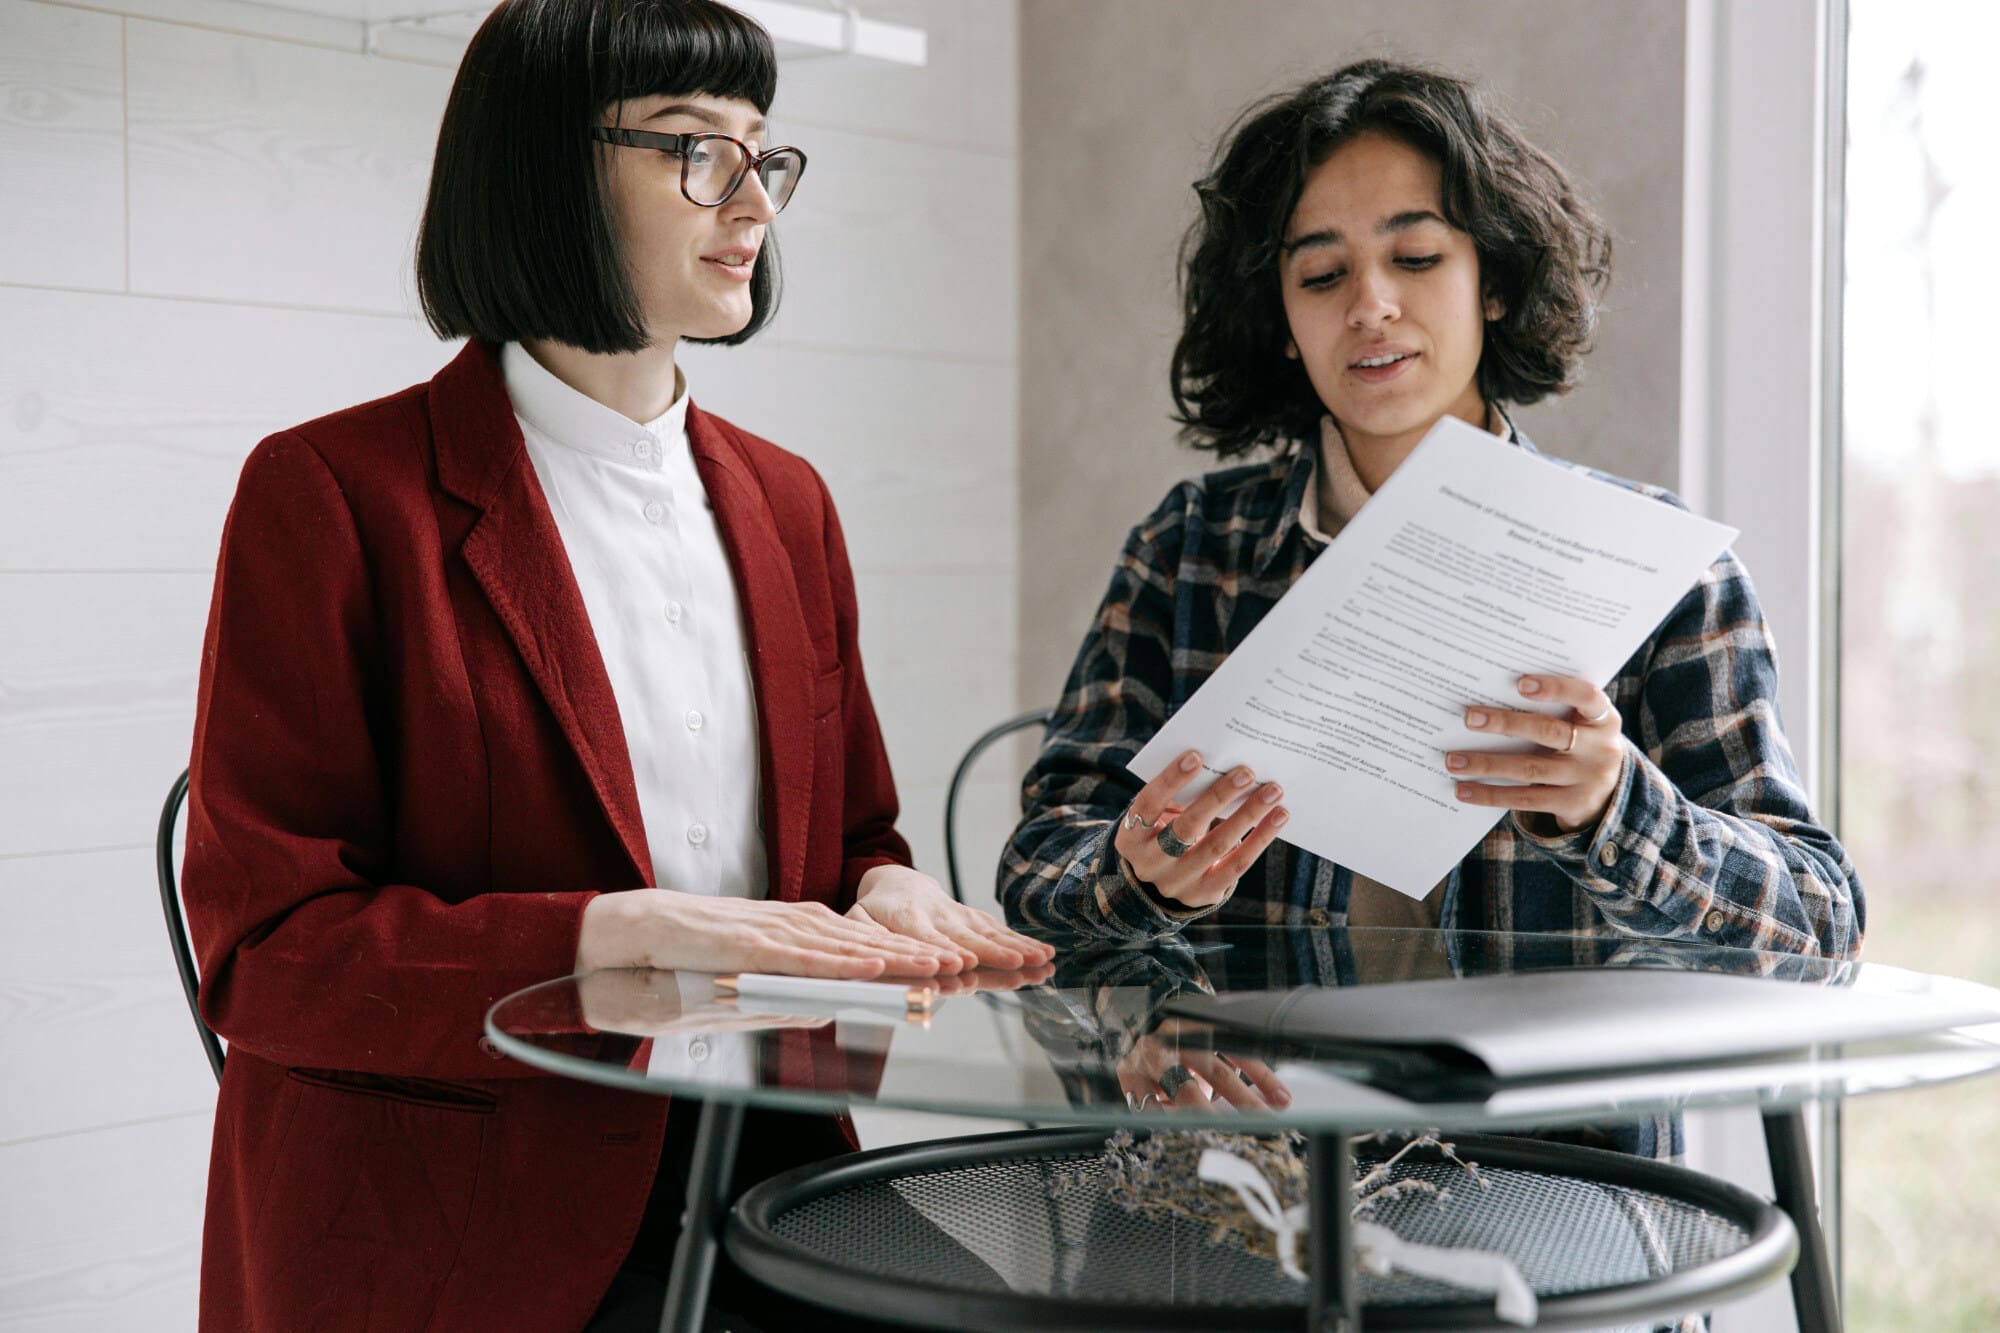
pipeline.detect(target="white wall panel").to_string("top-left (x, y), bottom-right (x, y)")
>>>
top-left (0, 286), bottom-right (451, 571)
top-left (0, 848), bottom-right (164, 979)
top-left (1, 0), bottom-right (1019, 1323)
top-left (772, 123), bottom-right (1015, 363)
top-left (0, 0), bottom-right (125, 292)
top-left (774, 0), bottom-right (1017, 154)
top-left (0, 1112), bottom-right (210, 1330)
top-left (125, 17), bottom-right (449, 313)
top-left (678, 340), bottom-right (1017, 576)
top-left (0, 973), bottom-right (218, 1141)
top-left (857, 568), bottom-right (1016, 786)
top-left (0, 571), bottom-right (208, 855)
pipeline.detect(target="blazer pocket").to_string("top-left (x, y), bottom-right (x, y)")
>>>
top-left (287, 1067), bottom-right (498, 1115)
top-left (811, 663), bottom-right (845, 721)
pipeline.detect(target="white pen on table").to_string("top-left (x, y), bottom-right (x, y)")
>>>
top-left (712, 973), bottom-right (937, 1013)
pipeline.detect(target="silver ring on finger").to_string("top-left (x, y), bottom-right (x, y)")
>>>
top-left (1581, 706), bottom-right (1613, 725)
top-left (1155, 822), bottom-right (1195, 858)
top-left (1122, 808), bottom-right (1157, 831)
top-left (1158, 1063), bottom-right (1198, 1099)
top-left (1217, 1053), bottom-right (1257, 1087)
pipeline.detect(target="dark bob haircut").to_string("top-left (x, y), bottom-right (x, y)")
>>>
top-left (417, 0), bottom-right (781, 354)
top-left (1171, 58), bottom-right (1612, 457)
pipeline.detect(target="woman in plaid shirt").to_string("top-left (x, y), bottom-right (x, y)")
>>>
top-left (1002, 60), bottom-right (1862, 967)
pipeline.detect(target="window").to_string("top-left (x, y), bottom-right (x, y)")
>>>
top-left (1840, 2), bottom-right (2000, 1323)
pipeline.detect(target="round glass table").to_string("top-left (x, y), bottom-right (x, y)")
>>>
top-left (487, 927), bottom-right (2000, 1332)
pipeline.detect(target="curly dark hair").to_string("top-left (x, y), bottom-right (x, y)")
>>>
top-left (1171, 58), bottom-right (1612, 457)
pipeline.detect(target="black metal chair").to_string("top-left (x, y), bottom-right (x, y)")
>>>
top-left (157, 767), bottom-right (225, 1085)
top-left (943, 709), bottom-right (1052, 904)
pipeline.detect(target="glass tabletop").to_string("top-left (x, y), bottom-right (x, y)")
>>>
top-left (485, 926), bottom-right (2000, 1133)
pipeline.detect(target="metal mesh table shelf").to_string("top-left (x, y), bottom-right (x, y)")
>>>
top-left (727, 1128), bottom-right (1797, 1331)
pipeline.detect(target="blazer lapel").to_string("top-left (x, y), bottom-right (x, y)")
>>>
top-left (429, 342), bottom-right (652, 886)
top-left (686, 405), bottom-right (815, 902)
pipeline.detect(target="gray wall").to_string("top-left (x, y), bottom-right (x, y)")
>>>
top-left (1017, 0), bottom-right (1685, 706)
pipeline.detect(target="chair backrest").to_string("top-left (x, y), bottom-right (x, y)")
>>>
top-left (943, 709), bottom-right (1053, 904)
top-left (157, 768), bottom-right (225, 1085)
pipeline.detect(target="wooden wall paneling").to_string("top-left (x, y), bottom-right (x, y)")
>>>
top-left (124, 17), bottom-right (450, 313)
top-left (0, 0), bottom-right (126, 292)
top-left (0, 286), bottom-right (452, 571)
top-left (0, 1112), bottom-right (211, 1330)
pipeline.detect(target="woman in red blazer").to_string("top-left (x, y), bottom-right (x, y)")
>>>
top-left (182, 3), bottom-right (1048, 1328)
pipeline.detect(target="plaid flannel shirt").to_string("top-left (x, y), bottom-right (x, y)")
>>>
top-left (1001, 430), bottom-right (1864, 960)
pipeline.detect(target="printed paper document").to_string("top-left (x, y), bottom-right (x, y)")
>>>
top-left (1130, 417), bottom-right (1737, 896)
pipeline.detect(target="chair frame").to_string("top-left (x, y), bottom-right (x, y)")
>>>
top-left (942, 709), bottom-right (1052, 904)
top-left (157, 767), bottom-right (225, 1084)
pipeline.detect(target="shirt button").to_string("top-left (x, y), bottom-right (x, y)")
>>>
top-left (688, 1039), bottom-right (710, 1062)
top-left (687, 823), bottom-right (708, 846)
top-left (634, 438), bottom-right (654, 461)
top-left (1597, 843), bottom-right (1618, 868)
top-left (1703, 909), bottom-right (1725, 933)
top-left (686, 709), bottom-right (704, 732)
top-left (478, 1036), bottom-right (505, 1060)
top-left (643, 499), bottom-right (666, 524)
top-left (664, 601), bottom-right (684, 624)
top-left (1307, 908), bottom-right (1331, 928)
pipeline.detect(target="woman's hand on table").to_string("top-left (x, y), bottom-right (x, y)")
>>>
top-left (574, 887), bottom-right (965, 978)
top-left (1117, 751), bottom-right (1290, 909)
top-left (1445, 675), bottom-right (1625, 834)
top-left (849, 865), bottom-right (1058, 973)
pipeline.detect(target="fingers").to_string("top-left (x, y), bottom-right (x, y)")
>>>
top-left (930, 959), bottom-right (1056, 997)
top-left (754, 943), bottom-right (893, 979)
top-left (1460, 702), bottom-right (1576, 753)
top-left (1220, 1054), bottom-right (1292, 1108)
top-left (1193, 808), bottom-right (1290, 905)
top-left (1188, 1053), bottom-right (1265, 1110)
top-left (1516, 673), bottom-right (1618, 726)
top-left (1117, 763), bottom-right (1290, 908)
top-left (1448, 748), bottom-right (1578, 788)
top-left (940, 909), bottom-right (1054, 970)
top-left (1125, 749), bottom-right (1208, 827)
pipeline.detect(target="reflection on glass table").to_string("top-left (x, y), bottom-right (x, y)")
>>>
top-left (488, 928), bottom-right (2000, 1332)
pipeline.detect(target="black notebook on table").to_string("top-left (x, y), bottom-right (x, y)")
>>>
top-left (1162, 967), bottom-right (1998, 1085)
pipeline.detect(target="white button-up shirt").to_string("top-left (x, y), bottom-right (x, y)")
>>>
top-left (501, 342), bottom-right (767, 904)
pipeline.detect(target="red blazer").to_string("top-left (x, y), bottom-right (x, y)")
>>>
top-left (183, 340), bottom-right (911, 1331)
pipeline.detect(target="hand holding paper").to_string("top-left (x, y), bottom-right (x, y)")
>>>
top-left (1130, 417), bottom-right (1737, 897)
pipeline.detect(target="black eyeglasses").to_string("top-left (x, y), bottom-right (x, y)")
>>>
top-left (590, 127), bottom-right (807, 213)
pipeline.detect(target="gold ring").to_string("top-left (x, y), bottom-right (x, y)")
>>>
top-left (1558, 722), bottom-right (1577, 754)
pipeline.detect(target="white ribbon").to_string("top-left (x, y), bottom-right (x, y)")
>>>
top-left (1197, 1147), bottom-right (1312, 1280)
top-left (1196, 1148), bottom-right (1539, 1326)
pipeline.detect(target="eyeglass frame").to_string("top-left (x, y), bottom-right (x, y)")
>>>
top-left (589, 127), bottom-right (808, 212)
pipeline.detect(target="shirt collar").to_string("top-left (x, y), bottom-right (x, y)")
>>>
top-left (500, 341), bottom-right (690, 471)
top-left (1251, 407), bottom-right (1525, 578)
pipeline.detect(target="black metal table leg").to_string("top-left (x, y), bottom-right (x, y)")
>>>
top-left (1307, 1131), bottom-right (1360, 1333)
top-left (1764, 1108), bottom-right (1842, 1333)
top-left (659, 1098), bottom-right (746, 1333)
